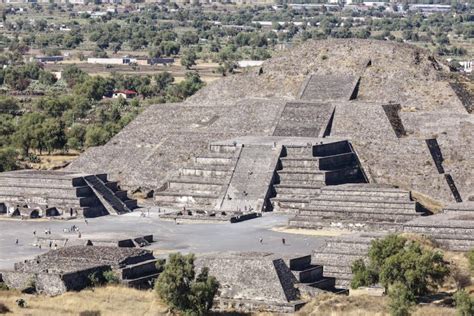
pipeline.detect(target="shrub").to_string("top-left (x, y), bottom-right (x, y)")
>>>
top-left (88, 271), bottom-right (104, 287)
top-left (350, 259), bottom-right (376, 289)
top-left (155, 253), bottom-right (219, 315)
top-left (351, 234), bottom-right (449, 297)
top-left (0, 302), bottom-right (10, 314)
top-left (454, 289), bottom-right (474, 316)
top-left (103, 270), bottom-right (119, 284)
top-left (0, 283), bottom-right (8, 291)
top-left (388, 282), bottom-right (415, 316)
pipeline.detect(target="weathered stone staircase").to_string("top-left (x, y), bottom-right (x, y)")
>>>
top-left (271, 141), bottom-right (366, 213)
top-left (84, 174), bottom-right (137, 215)
top-left (288, 255), bottom-right (338, 291)
top-left (154, 145), bottom-right (240, 211)
top-left (289, 184), bottom-right (423, 231)
top-left (312, 234), bottom-right (382, 289)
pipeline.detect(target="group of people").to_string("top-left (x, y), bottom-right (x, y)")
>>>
top-left (259, 237), bottom-right (287, 245)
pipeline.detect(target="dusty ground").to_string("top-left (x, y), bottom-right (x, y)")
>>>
top-left (296, 293), bottom-right (458, 316)
top-left (0, 286), bottom-right (168, 316)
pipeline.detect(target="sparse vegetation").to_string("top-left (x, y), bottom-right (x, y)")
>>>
top-left (468, 249), bottom-right (474, 273)
top-left (103, 270), bottom-right (120, 285)
top-left (155, 253), bottom-right (219, 315)
top-left (453, 289), bottom-right (474, 316)
top-left (351, 234), bottom-right (449, 297)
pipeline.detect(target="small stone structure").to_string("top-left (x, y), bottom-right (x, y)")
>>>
top-left (0, 170), bottom-right (138, 218)
top-left (0, 246), bottom-right (160, 295)
top-left (195, 252), bottom-right (343, 313)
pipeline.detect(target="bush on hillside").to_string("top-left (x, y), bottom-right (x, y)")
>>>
top-left (351, 234), bottom-right (449, 297)
top-left (453, 289), bottom-right (474, 316)
top-left (468, 249), bottom-right (474, 273)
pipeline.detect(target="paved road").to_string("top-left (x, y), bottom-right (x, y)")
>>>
top-left (0, 211), bottom-right (327, 270)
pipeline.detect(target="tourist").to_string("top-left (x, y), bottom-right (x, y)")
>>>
top-left (282, 238), bottom-right (286, 245)
top-left (78, 232), bottom-right (82, 238)
top-left (33, 230), bottom-right (36, 236)
top-left (49, 241), bottom-right (52, 248)
top-left (54, 243), bottom-right (57, 250)
top-left (259, 238), bottom-right (263, 244)
top-left (84, 219), bottom-right (88, 225)
top-left (15, 239), bottom-right (18, 245)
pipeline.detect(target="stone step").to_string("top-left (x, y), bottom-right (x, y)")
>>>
top-left (277, 170), bottom-right (325, 182)
top-left (168, 181), bottom-right (224, 193)
top-left (154, 191), bottom-right (219, 206)
top-left (180, 167), bottom-right (231, 178)
top-left (313, 253), bottom-right (365, 267)
top-left (318, 152), bottom-right (357, 171)
top-left (295, 212), bottom-right (418, 223)
top-left (308, 277), bottom-right (336, 291)
top-left (318, 190), bottom-right (410, 201)
top-left (323, 272), bottom-right (353, 284)
top-left (283, 146), bottom-right (314, 157)
top-left (209, 144), bottom-right (238, 153)
top-left (274, 184), bottom-right (322, 196)
top-left (0, 185), bottom-right (93, 198)
top-left (0, 194), bottom-right (100, 207)
top-left (195, 156), bottom-right (235, 166)
top-left (120, 259), bottom-right (159, 280)
top-left (288, 217), bottom-right (403, 232)
top-left (271, 197), bottom-right (309, 213)
top-left (404, 225), bottom-right (474, 236)
top-left (322, 244), bottom-right (370, 256)
top-left (288, 255), bottom-right (312, 271)
top-left (0, 177), bottom-right (77, 188)
top-left (309, 198), bottom-right (416, 209)
top-left (335, 279), bottom-right (351, 289)
top-left (301, 204), bottom-right (419, 215)
top-left (323, 265), bottom-right (353, 275)
top-left (293, 265), bottom-right (324, 283)
top-left (280, 157), bottom-right (320, 169)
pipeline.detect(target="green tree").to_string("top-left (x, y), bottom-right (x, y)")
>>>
top-left (62, 64), bottom-right (87, 88)
top-left (0, 97), bottom-right (19, 115)
top-left (0, 147), bottom-right (18, 172)
top-left (155, 72), bottom-right (174, 91)
top-left (41, 118), bottom-right (66, 154)
top-left (85, 125), bottom-right (109, 147)
top-left (66, 124), bottom-right (86, 150)
top-left (155, 253), bottom-right (219, 315)
top-left (181, 49), bottom-right (197, 70)
top-left (351, 235), bottom-right (449, 297)
top-left (467, 249), bottom-right (474, 273)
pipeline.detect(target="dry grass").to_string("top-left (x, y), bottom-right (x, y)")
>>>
top-left (0, 286), bottom-right (168, 316)
top-left (296, 293), bottom-right (457, 316)
top-left (296, 293), bottom-right (388, 316)
top-left (28, 153), bottom-right (80, 170)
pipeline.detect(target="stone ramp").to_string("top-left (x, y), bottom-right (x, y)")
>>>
top-left (289, 184), bottom-right (422, 231)
top-left (272, 101), bottom-right (335, 137)
top-left (298, 74), bottom-right (360, 101)
top-left (220, 144), bottom-right (281, 213)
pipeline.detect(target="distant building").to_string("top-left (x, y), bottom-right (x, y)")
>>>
top-left (112, 90), bottom-right (138, 99)
top-left (148, 57), bottom-right (175, 65)
top-left (34, 56), bottom-right (64, 63)
top-left (87, 57), bottom-right (136, 65)
top-left (409, 4), bottom-right (451, 14)
top-left (238, 60), bottom-right (264, 68)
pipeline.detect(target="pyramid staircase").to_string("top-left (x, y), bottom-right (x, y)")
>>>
top-left (271, 141), bottom-right (366, 214)
top-left (84, 174), bottom-right (137, 215)
top-left (289, 255), bottom-right (348, 293)
top-left (154, 145), bottom-right (240, 212)
top-left (312, 234), bottom-right (382, 289)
